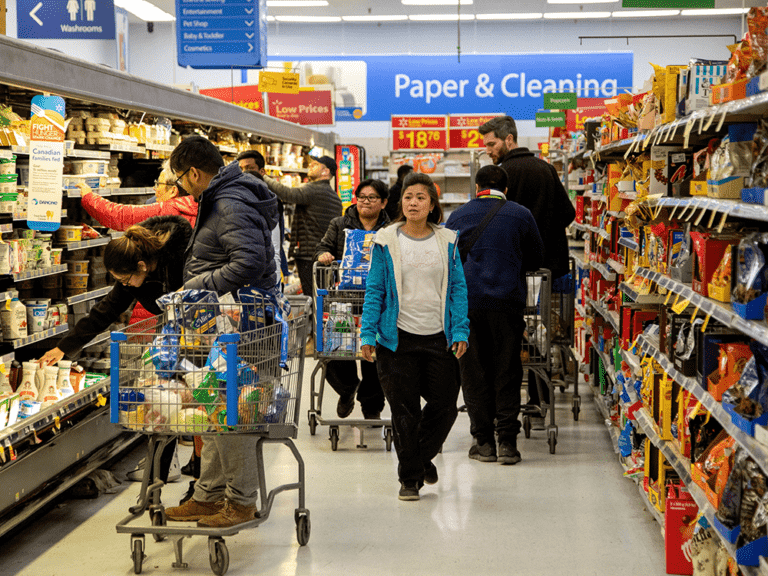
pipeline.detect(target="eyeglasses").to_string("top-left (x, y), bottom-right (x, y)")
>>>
top-left (154, 179), bottom-right (173, 188)
top-left (113, 273), bottom-right (133, 286)
top-left (174, 168), bottom-right (191, 192)
top-left (357, 195), bottom-right (381, 203)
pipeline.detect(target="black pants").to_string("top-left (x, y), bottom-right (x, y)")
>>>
top-left (295, 258), bottom-right (314, 298)
top-left (376, 330), bottom-right (460, 485)
top-left (325, 359), bottom-right (386, 416)
top-left (459, 310), bottom-right (525, 447)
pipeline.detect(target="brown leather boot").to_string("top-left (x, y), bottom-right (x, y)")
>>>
top-left (196, 499), bottom-right (258, 528)
top-left (166, 498), bottom-right (224, 521)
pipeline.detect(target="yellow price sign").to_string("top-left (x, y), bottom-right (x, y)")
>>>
top-left (258, 71), bottom-right (300, 94)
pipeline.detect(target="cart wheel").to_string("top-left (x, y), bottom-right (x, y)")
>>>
top-left (308, 414), bottom-right (317, 436)
top-left (209, 538), bottom-right (229, 576)
top-left (523, 415), bottom-right (531, 439)
top-left (151, 511), bottom-right (166, 542)
top-left (132, 538), bottom-right (144, 574)
top-left (296, 514), bottom-right (311, 546)
top-left (572, 399), bottom-right (581, 422)
top-left (330, 427), bottom-right (339, 451)
top-left (548, 431), bottom-right (557, 454)
top-left (384, 428), bottom-right (393, 452)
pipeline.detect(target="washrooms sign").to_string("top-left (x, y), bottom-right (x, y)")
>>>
top-left (17, 0), bottom-right (116, 39)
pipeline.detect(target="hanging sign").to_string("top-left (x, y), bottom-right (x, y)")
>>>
top-left (200, 85), bottom-right (265, 113)
top-left (535, 112), bottom-right (566, 128)
top-left (17, 0), bottom-right (115, 39)
top-left (391, 115), bottom-right (448, 151)
top-left (268, 90), bottom-right (334, 126)
top-left (543, 93), bottom-right (578, 110)
top-left (258, 71), bottom-right (299, 94)
top-left (448, 113), bottom-right (504, 150)
top-left (28, 95), bottom-right (65, 232)
top-left (566, 98), bottom-right (610, 131)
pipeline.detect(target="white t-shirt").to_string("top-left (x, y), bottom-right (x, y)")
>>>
top-left (396, 229), bottom-right (444, 335)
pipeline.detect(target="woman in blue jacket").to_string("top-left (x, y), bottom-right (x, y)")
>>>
top-left (360, 173), bottom-right (469, 501)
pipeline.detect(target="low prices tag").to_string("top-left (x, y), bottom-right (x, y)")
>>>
top-left (448, 114), bottom-right (503, 150)
top-left (392, 115), bottom-right (447, 151)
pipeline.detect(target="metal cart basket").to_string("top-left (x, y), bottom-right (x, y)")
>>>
top-left (549, 258), bottom-right (582, 421)
top-left (308, 262), bottom-right (393, 451)
top-left (110, 294), bottom-right (311, 575)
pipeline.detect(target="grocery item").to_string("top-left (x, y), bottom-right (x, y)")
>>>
top-left (24, 301), bottom-right (47, 333)
top-left (16, 362), bottom-right (39, 401)
top-left (339, 229), bottom-right (376, 289)
top-left (0, 173), bottom-right (17, 194)
top-left (0, 155), bottom-right (16, 175)
top-left (56, 225), bottom-right (82, 243)
top-left (0, 190), bottom-right (18, 213)
top-left (64, 273), bottom-right (89, 295)
top-left (0, 291), bottom-right (28, 340)
top-left (56, 360), bottom-right (75, 398)
top-left (50, 248), bottom-right (63, 265)
top-left (65, 260), bottom-right (89, 274)
top-left (40, 366), bottom-right (61, 408)
top-left (69, 159), bottom-right (108, 175)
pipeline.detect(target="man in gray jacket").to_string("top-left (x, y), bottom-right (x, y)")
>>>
top-left (165, 136), bottom-right (278, 528)
top-left (263, 155), bottom-right (342, 297)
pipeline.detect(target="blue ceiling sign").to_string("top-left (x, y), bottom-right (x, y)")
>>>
top-left (17, 0), bottom-right (116, 39)
top-left (176, 0), bottom-right (268, 69)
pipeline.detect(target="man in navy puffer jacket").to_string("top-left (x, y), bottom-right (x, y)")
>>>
top-left (446, 165), bottom-right (543, 466)
top-left (166, 136), bottom-right (278, 528)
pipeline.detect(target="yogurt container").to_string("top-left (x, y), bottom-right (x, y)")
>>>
top-left (0, 155), bottom-right (16, 175)
top-left (24, 301), bottom-right (47, 333)
top-left (0, 174), bottom-right (17, 194)
top-left (65, 260), bottom-right (89, 274)
top-left (51, 247), bottom-right (63, 265)
top-left (56, 225), bottom-right (82, 243)
top-left (69, 159), bottom-right (109, 175)
top-left (0, 191), bottom-right (18, 214)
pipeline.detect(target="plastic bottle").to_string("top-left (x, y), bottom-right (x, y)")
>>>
top-left (333, 303), bottom-right (348, 355)
top-left (40, 366), bottom-right (61, 408)
top-left (57, 360), bottom-right (75, 398)
top-left (342, 304), bottom-right (356, 355)
top-left (0, 369), bottom-right (13, 396)
top-left (324, 303), bottom-right (338, 353)
top-left (0, 290), bottom-right (28, 340)
top-left (17, 361), bottom-right (39, 401)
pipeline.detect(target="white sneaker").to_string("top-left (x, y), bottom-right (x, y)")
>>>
top-left (126, 449), bottom-right (181, 483)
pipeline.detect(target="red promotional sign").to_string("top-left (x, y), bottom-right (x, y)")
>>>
top-left (268, 90), bottom-right (334, 126)
top-left (448, 113), bottom-right (503, 150)
top-left (565, 98), bottom-right (608, 132)
top-left (200, 85), bottom-right (265, 114)
top-left (391, 115), bottom-right (447, 151)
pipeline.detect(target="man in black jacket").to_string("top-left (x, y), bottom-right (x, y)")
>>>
top-left (166, 136), bottom-right (278, 528)
top-left (263, 155), bottom-right (342, 297)
top-left (478, 116), bottom-right (576, 415)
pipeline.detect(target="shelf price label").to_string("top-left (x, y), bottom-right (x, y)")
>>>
top-left (448, 113), bottom-right (504, 150)
top-left (391, 115), bottom-right (447, 151)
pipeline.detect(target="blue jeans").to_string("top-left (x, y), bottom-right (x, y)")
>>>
top-left (375, 330), bottom-right (460, 485)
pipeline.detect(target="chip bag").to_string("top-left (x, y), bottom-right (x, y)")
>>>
top-left (338, 229), bottom-right (377, 290)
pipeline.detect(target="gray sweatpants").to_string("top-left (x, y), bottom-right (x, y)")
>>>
top-left (193, 435), bottom-right (259, 508)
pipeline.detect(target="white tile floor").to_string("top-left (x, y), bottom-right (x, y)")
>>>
top-left (3, 361), bottom-right (669, 576)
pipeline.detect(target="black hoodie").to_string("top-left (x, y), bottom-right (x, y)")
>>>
top-left (184, 162), bottom-right (279, 293)
top-left (499, 147), bottom-right (576, 279)
top-left (58, 215), bottom-right (193, 355)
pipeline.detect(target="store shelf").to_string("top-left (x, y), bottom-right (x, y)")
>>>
top-left (0, 35), bottom-right (334, 151)
top-left (574, 257), bottom-right (589, 271)
top-left (635, 266), bottom-right (768, 348)
top-left (218, 145), bottom-right (238, 155)
top-left (636, 333), bottom-right (768, 480)
top-left (12, 264), bottom-right (67, 281)
top-left (8, 323), bottom-right (69, 349)
top-left (575, 301), bottom-right (586, 318)
top-left (0, 149), bottom-right (14, 160)
top-left (65, 187), bottom-right (109, 198)
top-left (607, 211), bottom-right (626, 219)
top-left (14, 210), bottom-right (67, 221)
top-left (607, 258), bottom-right (625, 275)
top-left (590, 298), bottom-right (620, 333)
top-left (619, 281), bottom-right (666, 304)
top-left (590, 260), bottom-right (617, 281)
top-left (144, 143), bottom-right (175, 153)
top-left (572, 222), bottom-right (588, 233)
top-left (58, 236), bottom-right (111, 250)
top-left (619, 347), bottom-right (641, 376)
top-left (66, 148), bottom-right (111, 160)
top-left (586, 225), bottom-right (611, 242)
top-left (638, 195), bottom-right (768, 224)
top-left (265, 165), bottom-right (308, 174)
top-left (109, 187), bottom-right (154, 196)
top-left (569, 184), bottom-right (592, 191)
top-left (0, 374), bottom-right (110, 450)
top-left (66, 286), bottom-right (111, 305)
top-left (618, 237), bottom-right (639, 252)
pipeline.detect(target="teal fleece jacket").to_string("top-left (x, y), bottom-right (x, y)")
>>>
top-left (360, 222), bottom-right (470, 352)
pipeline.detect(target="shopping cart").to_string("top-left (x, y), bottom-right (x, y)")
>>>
top-left (519, 269), bottom-right (560, 453)
top-left (110, 294), bottom-right (311, 575)
top-left (549, 258), bottom-right (582, 421)
top-left (308, 262), bottom-right (393, 451)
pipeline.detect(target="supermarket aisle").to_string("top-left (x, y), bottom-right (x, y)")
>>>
top-left (4, 362), bottom-right (667, 576)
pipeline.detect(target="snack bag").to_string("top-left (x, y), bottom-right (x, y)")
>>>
top-left (156, 290), bottom-right (220, 347)
top-left (150, 321), bottom-right (180, 379)
top-left (338, 229), bottom-right (377, 290)
top-left (238, 287), bottom-right (291, 369)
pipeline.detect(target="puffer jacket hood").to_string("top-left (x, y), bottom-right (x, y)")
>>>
top-left (201, 163), bottom-right (279, 232)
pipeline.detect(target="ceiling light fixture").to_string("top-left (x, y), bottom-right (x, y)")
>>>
top-left (612, 9), bottom-right (680, 18)
top-left (402, 0), bottom-right (473, 5)
top-left (274, 15), bottom-right (342, 22)
top-left (409, 13), bottom-right (476, 20)
top-left (113, 0), bottom-right (175, 21)
top-left (680, 8), bottom-right (750, 16)
top-left (266, 1), bottom-right (329, 6)
top-left (543, 12), bottom-right (611, 19)
top-left (475, 13), bottom-right (543, 20)
top-left (342, 15), bottom-right (410, 21)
